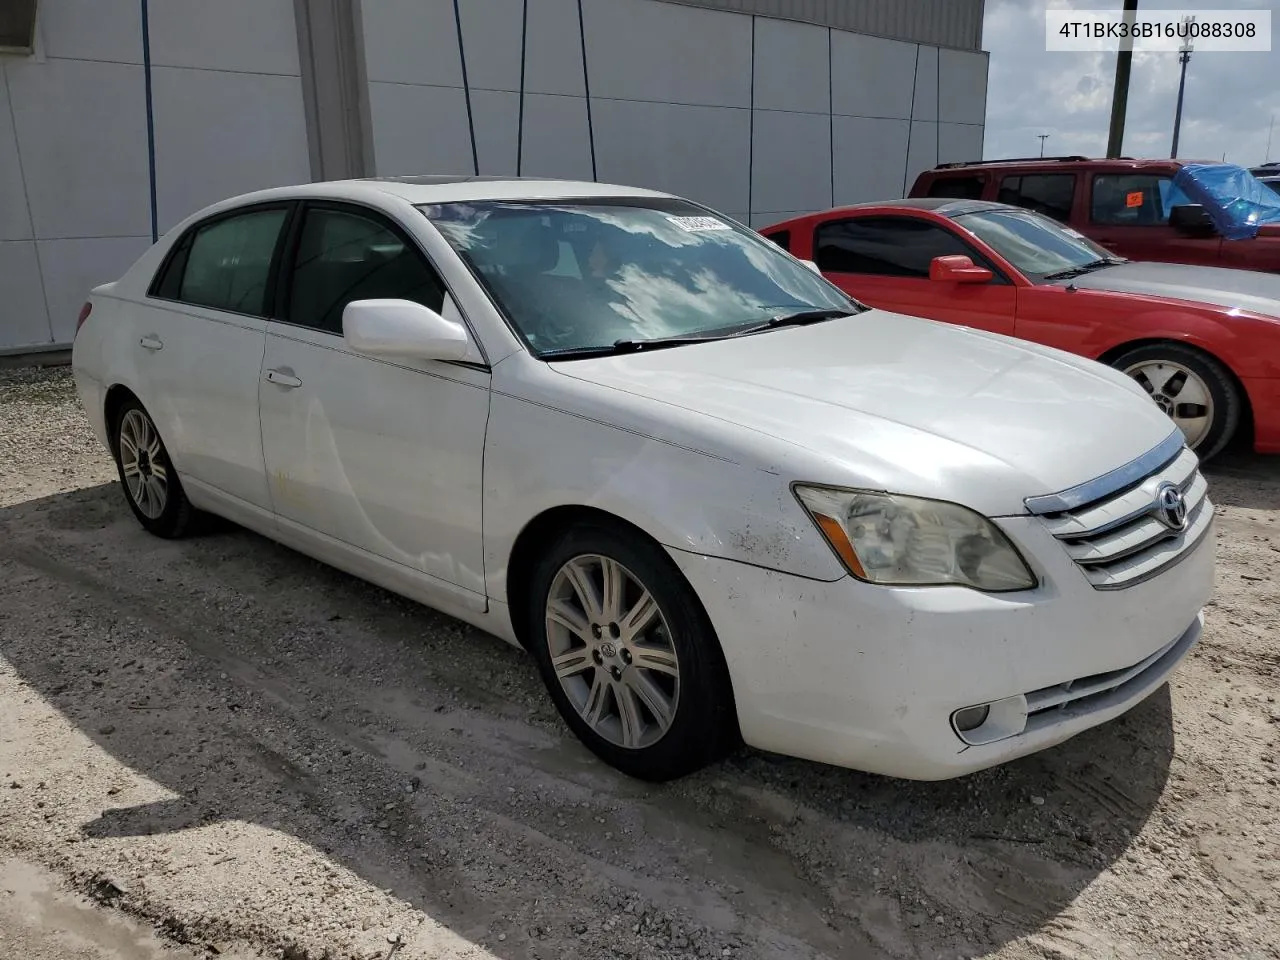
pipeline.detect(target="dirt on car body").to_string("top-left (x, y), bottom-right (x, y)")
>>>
top-left (1, 366), bottom-right (1277, 960)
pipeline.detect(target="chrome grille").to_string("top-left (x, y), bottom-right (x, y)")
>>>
top-left (1027, 434), bottom-right (1213, 591)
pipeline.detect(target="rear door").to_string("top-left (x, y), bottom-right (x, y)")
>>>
top-left (138, 202), bottom-right (293, 520)
top-left (258, 200), bottom-right (491, 607)
top-left (1085, 172), bottom-right (1223, 264)
top-left (812, 215), bottom-right (1017, 336)
top-left (994, 173), bottom-right (1077, 225)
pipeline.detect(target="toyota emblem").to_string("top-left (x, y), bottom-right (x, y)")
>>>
top-left (1154, 481), bottom-right (1188, 531)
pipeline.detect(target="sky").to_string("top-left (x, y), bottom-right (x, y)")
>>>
top-left (982, 0), bottom-right (1279, 165)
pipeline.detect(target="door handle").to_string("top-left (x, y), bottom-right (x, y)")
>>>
top-left (139, 335), bottom-right (163, 351)
top-left (264, 368), bottom-right (302, 389)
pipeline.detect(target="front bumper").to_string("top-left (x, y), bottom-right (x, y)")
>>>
top-left (668, 513), bottom-right (1214, 780)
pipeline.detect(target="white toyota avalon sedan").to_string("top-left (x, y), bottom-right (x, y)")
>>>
top-left (72, 176), bottom-right (1215, 781)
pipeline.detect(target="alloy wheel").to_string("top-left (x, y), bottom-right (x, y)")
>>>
top-left (1123, 359), bottom-right (1215, 450)
top-left (544, 554), bottom-right (681, 750)
top-left (118, 408), bottom-right (169, 519)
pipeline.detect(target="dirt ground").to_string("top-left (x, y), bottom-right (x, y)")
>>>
top-left (0, 365), bottom-right (1276, 960)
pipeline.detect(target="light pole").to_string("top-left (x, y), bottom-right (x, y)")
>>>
top-left (1038, 134), bottom-right (1050, 157)
top-left (1106, 0), bottom-right (1140, 158)
top-left (1171, 16), bottom-right (1194, 158)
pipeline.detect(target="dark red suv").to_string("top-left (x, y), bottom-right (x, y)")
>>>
top-left (909, 157), bottom-right (1280, 272)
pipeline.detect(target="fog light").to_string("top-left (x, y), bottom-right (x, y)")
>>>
top-left (952, 704), bottom-right (990, 733)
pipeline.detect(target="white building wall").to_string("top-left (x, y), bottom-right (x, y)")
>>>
top-left (146, 0), bottom-right (310, 233)
top-left (0, 0), bottom-right (986, 353)
top-left (357, 0), bottom-right (988, 229)
top-left (0, 0), bottom-right (151, 349)
top-left (0, 0), bottom-right (310, 352)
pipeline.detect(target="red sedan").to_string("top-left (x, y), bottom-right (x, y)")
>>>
top-left (761, 199), bottom-right (1280, 460)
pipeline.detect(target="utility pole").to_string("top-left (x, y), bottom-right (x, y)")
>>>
top-left (1037, 134), bottom-right (1050, 157)
top-left (1266, 114), bottom-right (1275, 162)
top-left (1170, 16), bottom-right (1194, 158)
top-left (1106, 0), bottom-right (1140, 158)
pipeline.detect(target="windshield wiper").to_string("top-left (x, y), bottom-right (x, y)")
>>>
top-left (769, 307), bottom-right (858, 327)
top-left (540, 308), bottom-right (857, 361)
top-left (728, 308), bottom-right (858, 337)
top-left (541, 334), bottom-right (730, 360)
top-left (1043, 257), bottom-right (1125, 281)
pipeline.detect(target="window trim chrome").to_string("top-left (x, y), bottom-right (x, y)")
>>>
top-left (1023, 429), bottom-right (1187, 515)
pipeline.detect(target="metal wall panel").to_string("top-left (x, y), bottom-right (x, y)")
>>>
top-left (650, 0), bottom-right (985, 51)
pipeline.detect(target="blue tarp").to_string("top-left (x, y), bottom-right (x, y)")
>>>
top-left (1172, 163), bottom-right (1280, 240)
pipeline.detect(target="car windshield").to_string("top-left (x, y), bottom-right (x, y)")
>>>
top-left (419, 198), bottom-right (855, 357)
top-left (1175, 163), bottom-right (1280, 239)
top-left (952, 208), bottom-right (1119, 282)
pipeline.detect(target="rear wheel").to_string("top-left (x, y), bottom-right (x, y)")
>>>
top-left (111, 399), bottom-right (195, 538)
top-left (1109, 343), bottom-right (1240, 461)
top-left (526, 522), bottom-right (737, 781)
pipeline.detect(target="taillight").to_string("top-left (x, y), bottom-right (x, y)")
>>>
top-left (76, 301), bottom-right (92, 335)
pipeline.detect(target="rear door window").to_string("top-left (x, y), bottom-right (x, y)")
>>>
top-left (996, 174), bottom-right (1076, 223)
top-left (153, 207), bottom-right (290, 316)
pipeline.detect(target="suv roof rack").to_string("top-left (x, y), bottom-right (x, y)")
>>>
top-left (934, 156), bottom-right (1091, 169)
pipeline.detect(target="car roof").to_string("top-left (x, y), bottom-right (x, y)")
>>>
top-left (763, 198), bottom-right (1009, 228)
top-left (232, 176), bottom-right (672, 208)
top-left (923, 157), bottom-right (1213, 174)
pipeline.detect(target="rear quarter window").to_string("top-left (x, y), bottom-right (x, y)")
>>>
top-left (925, 176), bottom-right (985, 200)
top-left (763, 229), bottom-right (791, 252)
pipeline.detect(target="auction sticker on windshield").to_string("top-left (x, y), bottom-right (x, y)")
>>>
top-left (667, 216), bottom-right (731, 232)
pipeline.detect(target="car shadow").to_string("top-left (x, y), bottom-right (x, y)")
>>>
top-left (0, 483), bottom-right (1174, 960)
top-left (1204, 451), bottom-right (1280, 511)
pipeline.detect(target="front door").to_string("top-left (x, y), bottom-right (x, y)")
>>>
top-left (1085, 172), bottom-right (1223, 265)
top-left (258, 202), bottom-right (491, 607)
top-left (813, 215), bottom-right (1017, 336)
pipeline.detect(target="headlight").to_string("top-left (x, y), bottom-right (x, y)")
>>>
top-left (793, 485), bottom-right (1036, 591)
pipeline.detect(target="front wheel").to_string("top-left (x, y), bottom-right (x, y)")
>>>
top-left (1110, 343), bottom-right (1241, 461)
top-left (527, 522), bottom-right (738, 781)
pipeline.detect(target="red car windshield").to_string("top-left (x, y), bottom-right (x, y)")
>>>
top-left (953, 208), bottom-right (1119, 281)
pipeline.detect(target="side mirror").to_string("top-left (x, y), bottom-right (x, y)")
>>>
top-left (799, 259), bottom-right (823, 274)
top-left (1169, 204), bottom-right (1216, 234)
top-left (929, 254), bottom-right (993, 284)
top-left (343, 299), bottom-right (470, 362)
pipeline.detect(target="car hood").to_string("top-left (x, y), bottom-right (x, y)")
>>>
top-left (551, 311), bottom-right (1178, 515)
top-left (1066, 261), bottom-right (1280, 318)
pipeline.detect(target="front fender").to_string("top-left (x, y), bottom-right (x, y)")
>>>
top-left (1090, 310), bottom-right (1274, 378)
top-left (481, 390), bottom-right (848, 603)
top-left (1018, 287), bottom-right (1279, 379)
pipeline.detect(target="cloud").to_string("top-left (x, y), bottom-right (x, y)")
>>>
top-left (984, 0), bottom-right (1279, 165)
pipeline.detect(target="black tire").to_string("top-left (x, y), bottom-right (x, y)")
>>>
top-left (110, 398), bottom-right (195, 538)
top-left (526, 522), bottom-right (738, 781)
top-left (1108, 342), bottom-right (1241, 462)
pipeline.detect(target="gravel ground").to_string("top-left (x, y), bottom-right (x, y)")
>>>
top-left (0, 365), bottom-right (1277, 960)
